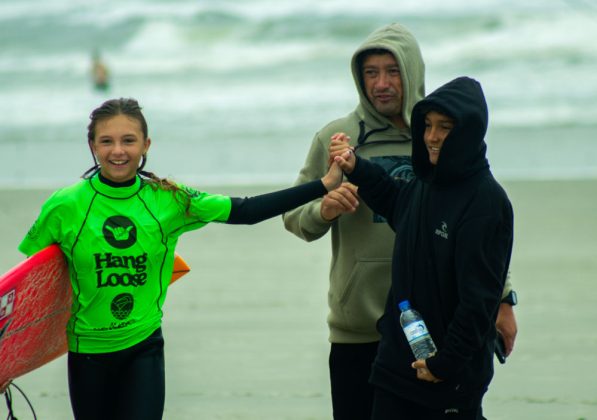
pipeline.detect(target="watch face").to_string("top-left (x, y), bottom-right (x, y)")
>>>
top-left (500, 290), bottom-right (518, 306)
top-left (504, 290), bottom-right (517, 305)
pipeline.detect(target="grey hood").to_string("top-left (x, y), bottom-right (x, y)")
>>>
top-left (351, 23), bottom-right (426, 129)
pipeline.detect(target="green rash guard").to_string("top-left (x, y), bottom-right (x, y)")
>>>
top-left (19, 174), bottom-right (231, 353)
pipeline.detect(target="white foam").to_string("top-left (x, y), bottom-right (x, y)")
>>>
top-left (1, 0), bottom-right (597, 184)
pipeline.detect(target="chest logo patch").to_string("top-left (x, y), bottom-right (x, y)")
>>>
top-left (111, 293), bottom-right (134, 320)
top-left (103, 216), bottom-right (137, 249)
top-left (435, 221), bottom-right (449, 239)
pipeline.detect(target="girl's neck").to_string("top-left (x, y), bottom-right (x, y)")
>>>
top-left (98, 172), bottom-right (137, 188)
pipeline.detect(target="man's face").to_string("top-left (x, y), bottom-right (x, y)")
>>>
top-left (362, 53), bottom-right (405, 127)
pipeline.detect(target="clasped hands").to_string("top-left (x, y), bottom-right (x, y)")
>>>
top-left (320, 133), bottom-right (359, 221)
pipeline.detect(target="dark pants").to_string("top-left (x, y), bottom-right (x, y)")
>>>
top-left (371, 386), bottom-right (486, 420)
top-left (329, 341), bottom-right (379, 420)
top-left (67, 328), bottom-right (165, 420)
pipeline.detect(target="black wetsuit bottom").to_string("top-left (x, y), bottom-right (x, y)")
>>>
top-left (67, 328), bottom-right (165, 420)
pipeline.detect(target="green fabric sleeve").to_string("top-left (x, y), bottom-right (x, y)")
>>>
top-left (18, 190), bottom-right (63, 256)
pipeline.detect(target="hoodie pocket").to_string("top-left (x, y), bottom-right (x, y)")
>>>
top-left (338, 258), bottom-right (392, 330)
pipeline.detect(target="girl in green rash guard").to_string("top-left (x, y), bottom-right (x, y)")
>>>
top-left (19, 98), bottom-right (350, 420)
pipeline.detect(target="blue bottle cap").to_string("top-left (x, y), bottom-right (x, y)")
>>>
top-left (398, 300), bottom-right (410, 311)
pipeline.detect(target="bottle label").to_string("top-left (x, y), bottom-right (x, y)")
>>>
top-left (403, 321), bottom-right (429, 343)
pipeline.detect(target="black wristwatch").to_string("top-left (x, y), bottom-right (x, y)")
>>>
top-left (501, 290), bottom-right (518, 306)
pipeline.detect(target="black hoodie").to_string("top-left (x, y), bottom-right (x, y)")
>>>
top-left (346, 77), bottom-right (514, 409)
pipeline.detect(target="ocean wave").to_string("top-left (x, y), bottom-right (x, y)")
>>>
top-left (3, 2), bottom-right (595, 69)
top-left (0, 0), bottom-right (571, 23)
top-left (2, 0), bottom-right (597, 184)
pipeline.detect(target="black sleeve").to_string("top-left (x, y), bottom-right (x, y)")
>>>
top-left (226, 180), bottom-right (327, 225)
top-left (346, 156), bottom-right (404, 227)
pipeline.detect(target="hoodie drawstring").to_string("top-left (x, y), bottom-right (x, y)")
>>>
top-left (354, 120), bottom-right (410, 153)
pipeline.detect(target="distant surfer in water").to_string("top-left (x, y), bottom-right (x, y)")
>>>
top-left (19, 98), bottom-right (348, 420)
top-left (91, 50), bottom-right (109, 91)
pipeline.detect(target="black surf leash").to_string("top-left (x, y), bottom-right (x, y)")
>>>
top-left (2, 382), bottom-right (37, 420)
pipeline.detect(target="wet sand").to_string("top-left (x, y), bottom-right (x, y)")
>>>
top-left (1, 180), bottom-right (596, 419)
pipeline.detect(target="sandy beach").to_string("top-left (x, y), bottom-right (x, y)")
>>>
top-left (1, 180), bottom-right (596, 420)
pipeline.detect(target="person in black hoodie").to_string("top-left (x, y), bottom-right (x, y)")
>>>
top-left (331, 76), bottom-right (513, 419)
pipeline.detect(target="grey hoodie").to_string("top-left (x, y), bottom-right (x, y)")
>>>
top-left (283, 23), bottom-right (425, 343)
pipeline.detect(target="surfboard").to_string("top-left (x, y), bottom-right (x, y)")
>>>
top-left (0, 244), bottom-right (190, 389)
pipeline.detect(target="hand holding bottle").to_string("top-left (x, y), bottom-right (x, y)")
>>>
top-left (412, 359), bottom-right (442, 383)
top-left (399, 300), bottom-right (443, 383)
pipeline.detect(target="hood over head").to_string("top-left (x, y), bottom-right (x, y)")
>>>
top-left (351, 23), bottom-right (425, 129)
top-left (411, 76), bottom-right (490, 186)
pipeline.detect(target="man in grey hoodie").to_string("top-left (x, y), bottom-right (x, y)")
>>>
top-left (283, 23), bottom-right (517, 420)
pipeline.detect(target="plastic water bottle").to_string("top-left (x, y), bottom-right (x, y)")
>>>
top-left (398, 300), bottom-right (437, 359)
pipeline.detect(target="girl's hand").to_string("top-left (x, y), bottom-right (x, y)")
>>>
top-left (321, 161), bottom-right (344, 192)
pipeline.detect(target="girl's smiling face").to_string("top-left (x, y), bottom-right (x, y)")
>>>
top-left (90, 114), bottom-right (151, 183)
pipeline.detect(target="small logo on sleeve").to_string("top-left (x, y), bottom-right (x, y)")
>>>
top-left (26, 221), bottom-right (40, 240)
